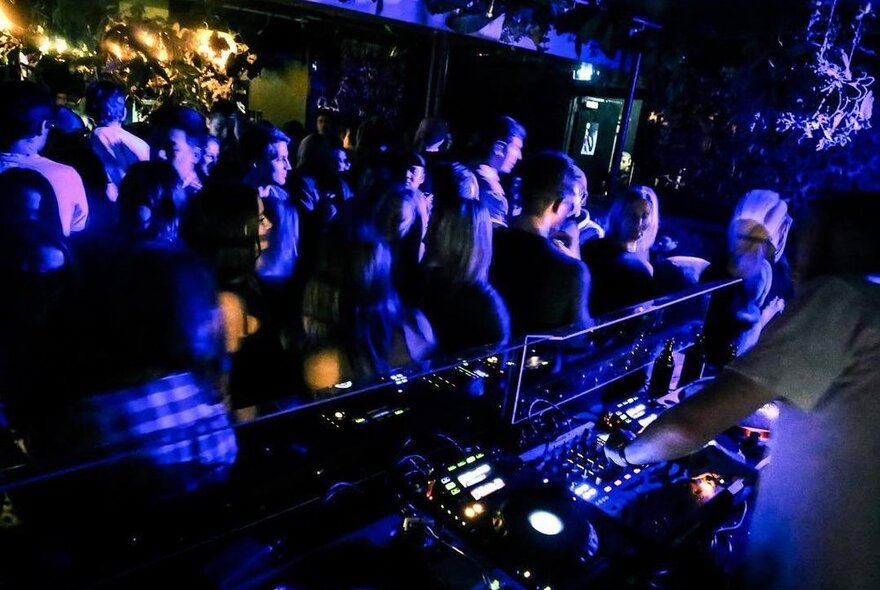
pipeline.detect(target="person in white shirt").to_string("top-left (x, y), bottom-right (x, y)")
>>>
top-left (606, 190), bottom-right (880, 590)
top-left (0, 81), bottom-right (88, 236)
top-left (85, 81), bottom-right (150, 203)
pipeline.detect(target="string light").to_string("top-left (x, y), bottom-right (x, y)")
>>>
top-left (196, 28), bottom-right (238, 70)
top-left (777, 0), bottom-right (875, 150)
top-left (0, 5), bottom-right (16, 32)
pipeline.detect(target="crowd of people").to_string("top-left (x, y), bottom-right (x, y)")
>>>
top-left (0, 79), bottom-right (797, 464)
top-left (2, 70), bottom-right (878, 590)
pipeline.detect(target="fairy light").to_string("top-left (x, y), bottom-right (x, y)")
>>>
top-left (777, 0), bottom-right (875, 150)
top-left (135, 29), bottom-right (157, 48)
top-left (0, 5), bottom-right (16, 32)
top-left (196, 28), bottom-right (237, 70)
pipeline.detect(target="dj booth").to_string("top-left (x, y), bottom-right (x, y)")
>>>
top-left (0, 279), bottom-right (773, 589)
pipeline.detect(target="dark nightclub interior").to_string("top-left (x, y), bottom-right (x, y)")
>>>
top-left (0, 1), bottom-right (878, 588)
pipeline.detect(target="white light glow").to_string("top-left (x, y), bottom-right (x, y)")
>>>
top-left (573, 62), bottom-right (594, 81)
top-left (528, 510), bottom-right (565, 536)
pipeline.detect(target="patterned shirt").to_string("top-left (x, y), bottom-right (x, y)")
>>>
top-left (72, 372), bottom-right (237, 469)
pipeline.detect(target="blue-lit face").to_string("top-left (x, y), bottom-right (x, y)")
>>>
top-left (159, 128), bottom-right (198, 184)
top-left (266, 141), bottom-right (291, 186)
top-left (620, 199), bottom-right (653, 243)
top-left (499, 136), bottom-right (523, 174)
top-left (199, 139), bottom-right (220, 177)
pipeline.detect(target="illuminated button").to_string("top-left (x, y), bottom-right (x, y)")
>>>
top-left (604, 486), bottom-right (613, 493)
top-left (638, 414), bottom-right (658, 428)
top-left (445, 482), bottom-right (457, 490)
top-left (574, 483), bottom-right (598, 501)
top-left (624, 473), bottom-right (632, 480)
top-left (450, 489), bottom-right (461, 496)
top-left (614, 479), bottom-right (623, 486)
top-left (475, 453), bottom-right (485, 459)
top-left (466, 456), bottom-right (476, 464)
top-left (440, 477), bottom-right (451, 484)
top-left (625, 403), bottom-right (646, 419)
top-left (471, 478), bottom-right (505, 501)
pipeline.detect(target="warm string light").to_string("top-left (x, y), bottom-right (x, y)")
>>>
top-left (196, 28), bottom-right (238, 70)
top-left (0, 5), bottom-right (15, 32)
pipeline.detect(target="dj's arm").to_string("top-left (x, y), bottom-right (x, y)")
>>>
top-left (608, 369), bottom-right (777, 466)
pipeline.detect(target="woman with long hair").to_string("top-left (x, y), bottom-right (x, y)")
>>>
top-left (420, 181), bottom-right (510, 355)
top-left (702, 189), bottom-right (793, 362)
top-left (117, 160), bottom-right (184, 243)
top-left (300, 223), bottom-right (434, 391)
top-left (373, 185), bottom-right (430, 306)
top-left (581, 185), bottom-right (660, 316)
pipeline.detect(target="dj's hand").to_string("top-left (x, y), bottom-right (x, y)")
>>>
top-left (604, 430), bottom-right (635, 467)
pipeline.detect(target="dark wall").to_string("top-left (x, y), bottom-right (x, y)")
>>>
top-left (441, 45), bottom-right (576, 154)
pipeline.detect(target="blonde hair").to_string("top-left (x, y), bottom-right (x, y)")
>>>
top-left (607, 185), bottom-right (659, 256)
top-left (727, 189), bottom-right (791, 274)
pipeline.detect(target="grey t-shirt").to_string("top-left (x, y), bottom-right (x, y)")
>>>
top-left (730, 275), bottom-right (880, 590)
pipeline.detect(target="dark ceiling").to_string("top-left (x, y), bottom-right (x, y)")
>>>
top-left (172, 0), bottom-right (876, 73)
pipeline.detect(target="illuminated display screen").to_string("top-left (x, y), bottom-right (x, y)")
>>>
top-left (471, 477), bottom-right (505, 501)
top-left (453, 463), bottom-right (506, 500)
top-left (456, 463), bottom-right (491, 488)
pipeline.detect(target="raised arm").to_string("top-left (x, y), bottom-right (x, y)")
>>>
top-left (608, 369), bottom-right (777, 466)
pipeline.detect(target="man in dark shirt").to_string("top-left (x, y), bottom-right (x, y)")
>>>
top-left (490, 151), bottom-right (591, 336)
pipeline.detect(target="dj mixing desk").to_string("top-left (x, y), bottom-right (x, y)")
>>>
top-left (0, 280), bottom-right (770, 589)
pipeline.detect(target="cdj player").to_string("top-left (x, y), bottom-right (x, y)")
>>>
top-left (415, 448), bottom-right (626, 589)
top-left (522, 393), bottom-right (756, 544)
top-left (403, 390), bottom-right (762, 588)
